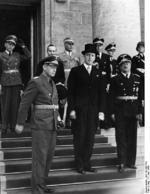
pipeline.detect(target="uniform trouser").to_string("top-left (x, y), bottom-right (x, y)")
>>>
top-left (72, 106), bottom-right (97, 169)
top-left (31, 129), bottom-right (56, 194)
top-left (115, 114), bottom-right (137, 166)
top-left (1, 85), bottom-right (21, 130)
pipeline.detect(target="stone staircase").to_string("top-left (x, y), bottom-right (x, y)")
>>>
top-left (0, 124), bottom-right (144, 194)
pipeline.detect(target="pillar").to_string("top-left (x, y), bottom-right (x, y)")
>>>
top-left (92, 0), bottom-right (141, 57)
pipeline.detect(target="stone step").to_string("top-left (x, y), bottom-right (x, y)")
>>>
top-left (1, 166), bottom-right (137, 190)
top-left (2, 174), bottom-right (144, 194)
top-left (0, 135), bottom-right (107, 148)
top-left (0, 153), bottom-right (118, 174)
top-left (0, 128), bottom-right (101, 139)
top-left (0, 143), bottom-right (116, 160)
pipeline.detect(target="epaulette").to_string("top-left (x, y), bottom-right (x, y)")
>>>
top-left (134, 73), bottom-right (140, 77)
top-left (33, 76), bottom-right (39, 79)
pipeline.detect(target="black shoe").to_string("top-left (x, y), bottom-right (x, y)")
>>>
top-left (118, 164), bottom-right (125, 173)
top-left (84, 167), bottom-right (97, 173)
top-left (38, 185), bottom-right (54, 193)
top-left (126, 165), bottom-right (137, 169)
top-left (76, 168), bottom-right (85, 174)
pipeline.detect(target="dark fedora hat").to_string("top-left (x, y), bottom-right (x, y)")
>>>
top-left (81, 43), bottom-right (97, 55)
top-left (36, 56), bottom-right (58, 76)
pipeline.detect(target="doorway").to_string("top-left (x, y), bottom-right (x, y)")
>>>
top-left (0, 3), bottom-right (41, 86)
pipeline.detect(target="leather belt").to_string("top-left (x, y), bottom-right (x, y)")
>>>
top-left (34, 104), bottom-right (59, 110)
top-left (116, 96), bottom-right (138, 100)
top-left (4, 70), bottom-right (19, 73)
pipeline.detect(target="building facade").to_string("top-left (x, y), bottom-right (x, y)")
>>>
top-left (0, 0), bottom-right (144, 77)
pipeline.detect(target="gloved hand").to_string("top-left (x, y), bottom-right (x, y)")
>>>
top-left (17, 38), bottom-right (25, 48)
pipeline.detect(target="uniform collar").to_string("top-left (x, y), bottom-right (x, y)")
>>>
top-left (5, 50), bottom-right (12, 55)
top-left (121, 72), bottom-right (131, 78)
top-left (42, 72), bottom-right (52, 83)
top-left (65, 50), bottom-right (72, 56)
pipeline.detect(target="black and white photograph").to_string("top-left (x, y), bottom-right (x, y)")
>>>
top-left (0, 0), bottom-right (147, 194)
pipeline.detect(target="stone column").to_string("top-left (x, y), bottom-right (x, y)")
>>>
top-left (92, 0), bottom-right (141, 57)
top-left (41, 0), bottom-right (51, 57)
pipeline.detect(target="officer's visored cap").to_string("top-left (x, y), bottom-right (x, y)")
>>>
top-left (64, 37), bottom-right (74, 45)
top-left (117, 54), bottom-right (132, 65)
top-left (93, 37), bottom-right (104, 45)
top-left (5, 35), bottom-right (17, 45)
top-left (82, 43), bottom-right (97, 55)
top-left (136, 41), bottom-right (144, 51)
top-left (39, 56), bottom-right (59, 67)
top-left (105, 42), bottom-right (116, 51)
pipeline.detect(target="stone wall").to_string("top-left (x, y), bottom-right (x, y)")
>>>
top-left (92, 0), bottom-right (142, 58)
top-left (51, 0), bottom-right (93, 57)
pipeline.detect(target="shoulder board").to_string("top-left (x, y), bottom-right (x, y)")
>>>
top-left (33, 76), bottom-right (39, 79)
top-left (134, 73), bottom-right (140, 78)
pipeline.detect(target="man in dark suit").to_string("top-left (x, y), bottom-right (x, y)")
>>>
top-left (15, 56), bottom-right (59, 194)
top-left (109, 54), bottom-right (143, 173)
top-left (67, 44), bottom-right (105, 174)
top-left (0, 35), bottom-right (31, 134)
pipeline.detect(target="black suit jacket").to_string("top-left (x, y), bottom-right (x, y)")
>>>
top-left (67, 64), bottom-right (106, 114)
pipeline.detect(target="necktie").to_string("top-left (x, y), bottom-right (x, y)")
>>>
top-left (87, 66), bottom-right (91, 74)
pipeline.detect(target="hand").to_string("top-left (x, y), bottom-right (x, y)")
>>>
top-left (60, 99), bottom-right (67, 106)
top-left (111, 114), bottom-right (115, 122)
top-left (15, 124), bottom-right (24, 134)
top-left (20, 90), bottom-right (24, 97)
top-left (98, 112), bottom-right (104, 121)
top-left (17, 38), bottom-right (25, 48)
top-left (136, 114), bottom-right (143, 125)
top-left (70, 110), bottom-right (76, 120)
top-left (142, 100), bottom-right (144, 107)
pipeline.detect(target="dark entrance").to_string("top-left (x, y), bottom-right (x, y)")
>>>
top-left (0, 2), bottom-right (41, 85)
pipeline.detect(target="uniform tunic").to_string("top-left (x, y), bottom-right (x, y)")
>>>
top-left (17, 73), bottom-right (59, 194)
top-left (0, 48), bottom-right (31, 130)
top-left (109, 73), bottom-right (143, 166)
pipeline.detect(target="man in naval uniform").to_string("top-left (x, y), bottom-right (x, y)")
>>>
top-left (0, 35), bottom-right (31, 134)
top-left (15, 56), bottom-right (59, 194)
top-left (109, 54), bottom-right (143, 173)
top-left (132, 41), bottom-right (145, 126)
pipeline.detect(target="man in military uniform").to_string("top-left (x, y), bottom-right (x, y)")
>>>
top-left (109, 54), bottom-right (143, 173)
top-left (132, 41), bottom-right (145, 125)
top-left (67, 44), bottom-right (105, 174)
top-left (15, 56), bottom-right (59, 194)
top-left (93, 38), bottom-right (111, 129)
top-left (59, 37), bottom-right (80, 127)
top-left (46, 43), bottom-right (67, 123)
top-left (105, 42), bottom-right (119, 78)
top-left (0, 35), bottom-right (31, 134)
